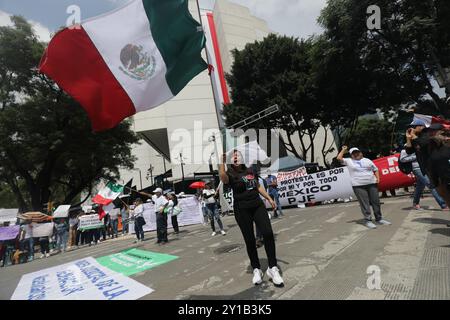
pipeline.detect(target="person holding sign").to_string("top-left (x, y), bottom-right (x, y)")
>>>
top-left (219, 150), bottom-right (284, 287)
top-left (337, 146), bottom-right (391, 229)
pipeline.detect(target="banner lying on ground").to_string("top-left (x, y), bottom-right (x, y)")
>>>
top-left (11, 257), bottom-right (153, 300)
top-left (97, 249), bottom-right (178, 276)
top-left (0, 225), bottom-right (20, 241)
top-left (129, 196), bottom-right (203, 233)
top-left (78, 215), bottom-right (104, 231)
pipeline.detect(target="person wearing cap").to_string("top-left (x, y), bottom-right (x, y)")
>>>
top-left (337, 146), bottom-right (391, 229)
top-left (405, 119), bottom-right (443, 177)
top-left (402, 128), bottom-right (448, 211)
top-left (152, 188), bottom-right (169, 244)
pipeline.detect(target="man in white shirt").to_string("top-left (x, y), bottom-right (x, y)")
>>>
top-left (152, 188), bottom-right (169, 244)
top-left (337, 146), bottom-right (391, 229)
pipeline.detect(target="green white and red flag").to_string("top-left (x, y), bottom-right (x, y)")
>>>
top-left (92, 182), bottom-right (124, 205)
top-left (39, 0), bottom-right (207, 131)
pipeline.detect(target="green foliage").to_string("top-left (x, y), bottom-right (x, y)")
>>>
top-left (0, 16), bottom-right (139, 211)
top-left (346, 118), bottom-right (395, 158)
top-left (318, 0), bottom-right (450, 116)
top-left (224, 34), bottom-right (331, 162)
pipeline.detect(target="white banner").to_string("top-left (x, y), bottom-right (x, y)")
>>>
top-left (222, 167), bottom-right (355, 208)
top-left (277, 167), bottom-right (354, 206)
top-left (11, 257), bottom-right (153, 300)
top-left (0, 208), bottom-right (18, 224)
top-left (275, 167), bottom-right (308, 181)
top-left (53, 205), bottom-right (71, 218)
top-left (78, 215), bottom-right (103, 230)
top-left (129, 196), bottom-right (204, 233)
top-left (24, 222), bottom-right (54, 238)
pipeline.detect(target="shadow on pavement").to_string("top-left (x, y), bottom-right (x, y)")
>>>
top-left (346, 219), bottom-right (369, 226)
top-left (428, 228), bottom-right (450, 237)
top-left (183, 283), bottom-right (277, 300)
top-left (412, 218), bottom-right (450, 225)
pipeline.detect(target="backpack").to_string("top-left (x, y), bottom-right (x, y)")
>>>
top-left (397, 155), bottom-right (413, 175)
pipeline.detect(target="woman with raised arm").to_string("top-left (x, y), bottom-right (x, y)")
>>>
top-left (219, 150), bottom-right (284, 287)
top-left (337, 145), bottom-right (391, 229)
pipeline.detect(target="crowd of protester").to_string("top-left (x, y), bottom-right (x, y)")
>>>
top-left (0, 120), bottom-right (450, 283)
top-left (1, 188), bottom-right (190, 266)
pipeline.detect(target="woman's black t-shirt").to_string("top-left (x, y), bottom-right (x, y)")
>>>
top-left (226, 166), bottom-right (262, 209)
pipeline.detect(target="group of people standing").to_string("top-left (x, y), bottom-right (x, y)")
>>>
top-left (129, 188), bottom-right (181, 245)
top-left (336, 118), bottom-right (450, 230)
top-left (400, 120), bottom-right (450, 213)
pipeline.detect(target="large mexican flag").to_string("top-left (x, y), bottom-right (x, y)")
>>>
top-left (39, 0), bottom-right (207, 131)
top-left (92, 182), bottom-right (124, 205)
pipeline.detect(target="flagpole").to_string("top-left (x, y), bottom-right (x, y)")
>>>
top-left (123, 185), bottom-right (153, 198)
top-left (195, 0), bottom-right (227, 160)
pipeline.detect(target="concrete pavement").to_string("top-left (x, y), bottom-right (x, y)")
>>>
top-left (1, 194), bottom-right (450, 300)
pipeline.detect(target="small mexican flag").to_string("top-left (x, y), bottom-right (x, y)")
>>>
top-left (39, 0), bottom-right (207, 131)
top-left (93, 182), bottom-right (124, 205)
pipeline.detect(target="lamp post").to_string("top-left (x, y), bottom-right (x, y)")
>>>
top-left (133, 168), bottom-right (142, 190)
top-left (178, 153), bottom-right (185, 182)
top-left (146, 165), bottom-right (154, 186)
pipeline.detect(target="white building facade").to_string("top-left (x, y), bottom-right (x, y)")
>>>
top-left (118, 0), bottom-right (337, 190)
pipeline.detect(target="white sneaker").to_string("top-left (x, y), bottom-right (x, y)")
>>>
top-left (376, 219), bottom-right (392, 225)
top-left (45, 253), bottom-right (50, 258)
top-left (252, 268), bottom-right (263, 285)
top-left (266, 266), bottom-right (284, 287)
top-left (365, 220), bottom-right (377, 229)
top-left (211, 232), bottom-right (217, 236)
top-left (220, 230), bottom-right (226, 236)
top-left (39, 254), bottom-right (45, 259)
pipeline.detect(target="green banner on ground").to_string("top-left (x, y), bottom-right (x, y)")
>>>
top-left (96, 248), bottom-right (178, 276)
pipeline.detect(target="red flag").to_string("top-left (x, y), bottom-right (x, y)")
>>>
top-left (98, 204), bottom-right (106, 220)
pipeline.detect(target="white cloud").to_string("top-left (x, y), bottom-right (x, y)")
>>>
top-left (0, 10), bottom-right (51, 42)
top-left (228, 0), bottom-right (327, 39)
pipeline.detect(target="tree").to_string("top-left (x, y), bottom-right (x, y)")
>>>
top-left (0, 182), bottom-right (18, 208)
top-left (345, 118), bottom-right (395, 159)
top-left (318, 0), bottom-right (450, 116)
top-left (224, 34), bottom-right (338, 163)
top-left (0, 16), bottom-right (139, 212)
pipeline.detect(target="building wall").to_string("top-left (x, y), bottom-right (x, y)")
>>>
top-left (117, 0), bottom-right (335, 191)
top-left (119, 0), bottom-right (220, 186)
top-left (213, 0), bottom-right (270, 74)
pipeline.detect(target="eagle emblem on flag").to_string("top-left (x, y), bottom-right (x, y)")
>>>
top-left (119, 43), bottom-right (156, 81)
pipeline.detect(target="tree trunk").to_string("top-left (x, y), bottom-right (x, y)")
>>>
top-left (6, 177), bottom-right (29, 213)
top-left (308, 129), bottom-right (315, 163)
